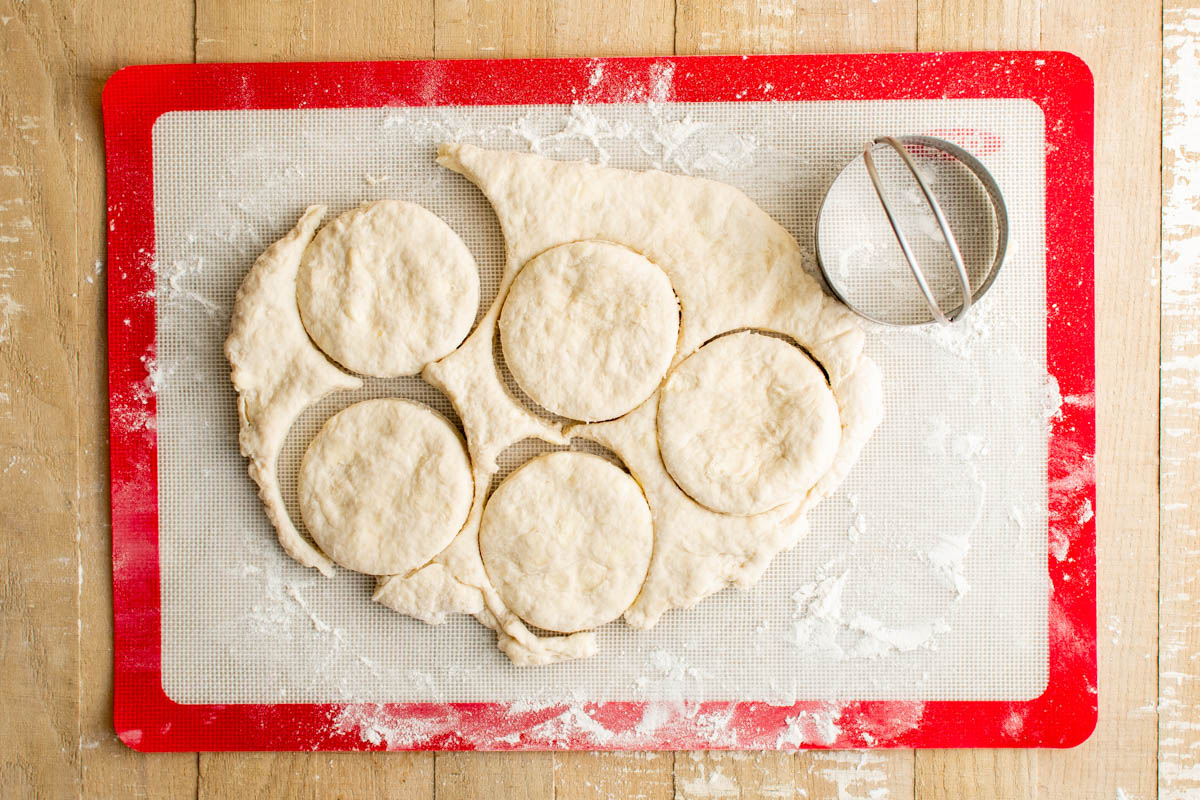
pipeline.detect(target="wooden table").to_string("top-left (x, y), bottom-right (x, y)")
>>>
top-left (1, 0), bottom-right (1188, 797)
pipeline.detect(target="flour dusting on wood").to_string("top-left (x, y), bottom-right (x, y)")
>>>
top-left (1160, 8), bottom-right (1200, 798)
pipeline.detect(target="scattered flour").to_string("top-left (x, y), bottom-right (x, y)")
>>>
top-left (791, 571), bottom-right (949, 659)
top-left (678, 767), bottom-right (740, 798)
top-left (0, 294), bottom-right (23, 342)
top-left (777, 705), bottom-right (843, 747)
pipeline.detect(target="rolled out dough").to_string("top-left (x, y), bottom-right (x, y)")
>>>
top-left (479, 451), bottom-right (654, 633)
top-left (657, 331), bottom-right (841, 515)
top-left (299, 399), bottom-right (473, 576)
top-left (297, 200), bottom-right (480, 377)
top-left (499, 241), bottom-right (680, 422)
top-left (378, 145), bottom-right (884, 653)
top-left (229, 147), bottom-right (883, 665)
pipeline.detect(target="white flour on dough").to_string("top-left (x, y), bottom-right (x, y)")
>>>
top-left (479, 451), bottom-right (654, 633)
top-left (499, 240), bottom-right (680, 421)
top-left (297, 200), bottom-right (480, 377)
top-left (298, 399), bottom-right (473, 576)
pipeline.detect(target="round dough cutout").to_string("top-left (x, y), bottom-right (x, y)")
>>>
top-left (479, 451), bottom-right (653, 633)
top-left (499, 241), bottom-right (679, 422)
top-left (299, 399), bottom-right (473, 575)
top-left (298, 200), bottom-right (480, 377)
top-left (657, 331), bottom-right (841, 516)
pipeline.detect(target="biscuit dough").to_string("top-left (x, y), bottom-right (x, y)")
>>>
top-left (479, 452), bottom-right (654, 632)
top-left (230, 148), bottom-right (881, 664)
top-left (657, 332), bottom-right (841, 515)
top-left (299, 399), bottom-right (473, 576)
top-left (226, 206), bottom-right (362, 577)
top-left (499, 241), bottom-right (680, 421)
top-left (297, 200), bottom-right (480, 377)
top-left (372, 145), bottom-right (884, 654)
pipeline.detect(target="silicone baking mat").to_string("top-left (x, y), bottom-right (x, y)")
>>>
top-left (103, 52), bottom-right (1095, 751)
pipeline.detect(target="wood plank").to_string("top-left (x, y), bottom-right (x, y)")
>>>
top-left (197, 752), bottom-right (432, 800)
top-left (1036, 0), bottom-right (1161, 798)
top-left (799, 751), bottom-right (915, 800)
top-left (912, 3), bottom-right (1039, 797)
top-left (434, 0), bottom-right (674, 58)
top-left (192, 0), bottom-right (434, 794)
top-left (195, 0), bottom-right (432, 61)
top-left (917, 749), bottom-right (1034, 800)
top-left (1160, 5), bottom-right (1200, 799)
top-left (674, 2), bottom-right (916, 798)
top-left (673, 751), bottom-right (795, 799)
top-left (676, 0), bottom-right (916, 54)
top-left (72, 0), bottom-right (198, 796)
top-left (915, 0), bottom-right (1041, 49)
top-left (0, 0), bottom-right (83, 796)
top-left (555, 751), bottom-right (674, 800)
top-left (434, 752), bottom-right (553, 800)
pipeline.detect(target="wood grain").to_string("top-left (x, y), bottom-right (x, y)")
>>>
top-left (195, 0), bottom-right (433, 61)
top-left (1160, 5), bottom-right (1200, 799)
top-left (915, 0), bottom-right (1041, 49)
top-left (1037, 1), bottom-right (1161, 799)
top-left (676, 0), bottom-right (916, 54)
top-left (435, 0), bottom-right (674, 58)
top-left (673, 751), bottom-right (796, 799)
top-left (0, 0), bottom-right (82, 795)
top-left (434, 751), bottom-right (552, 800)
top-left (198, 752), bottom-right (432, 800)
top-left (555, 751), bottom-right (674, 800)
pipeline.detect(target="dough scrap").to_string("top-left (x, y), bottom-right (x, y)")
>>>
top-left (479, 452), bottom-right (654, 633)
top-left (226, 206), bottom-right (362, 577)
top-left (657, 331), bottom-right (841, 515)
top-left (299, 399), bottom-right (473, 576)
top-left (298, 200), bottom-right (480, 377)
top-left (499, 241), bottom-right (680, 421)
top-left (372, 565), bottom-right (484, 626)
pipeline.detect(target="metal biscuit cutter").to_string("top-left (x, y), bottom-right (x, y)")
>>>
top-left (816, 135), bottom-right (1010, 326)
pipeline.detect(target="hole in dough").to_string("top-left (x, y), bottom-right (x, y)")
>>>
top-left (436, 168), bottom-right (505, 327)
top-left (297, 200), bottom-right (481, 377)
top-left (479, 450), bottom-right (654, 634)
top-left (702, 327), bottom-right (832, 386)
top-left (298, 398), bottom-right (473, 576)
top-left (492, 324), bottom-right (570, 427)
top-left (498, 240), bottom-right (680, 422)
top-left (657, 330), bottom-right (842, 516)
top-left (484, 436), bottom-right (627, 501)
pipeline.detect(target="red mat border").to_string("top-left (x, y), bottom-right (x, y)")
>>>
top-left (103, 52), bottom-right (1096, 751)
